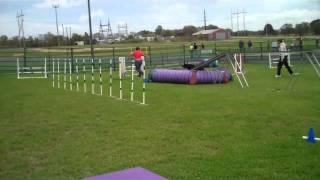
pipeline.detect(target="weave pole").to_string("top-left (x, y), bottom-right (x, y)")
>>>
top-left (142, 59), bottom-right (146, 105)
top-left (109, 59), bottom-right (113, 97)
top-left (91, 58), bottom-right (95, 94)
top-left (99, 59), bottom-right (103, 95)
top-left (64, 58), bottom-right (66, 90)
top-left (57, 58), bottom-right (60, 88)
top-left (83, 58), bottom-right (87, 93)
top-left (52, 58), bottom-right (55, 88)
top-left (16, 58), bottom-right (20, 79)
top-left (76, 59), bottom-right (79, 91)
top-left (130, 60), bottom-right (134, 101)
top-left (44, 58), bottom-right (48, 78)
top-left (119, 59), bottom-right (123, 99)
top-left (69, 58), bottom-right (73, 91)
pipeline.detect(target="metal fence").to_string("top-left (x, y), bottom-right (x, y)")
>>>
top-left (1, 41), bottom-right (319, 74)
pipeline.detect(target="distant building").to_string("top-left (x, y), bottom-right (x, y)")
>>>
top-left (192, 28), bottom-right (231, 40)
top-left (74, 41), bottom-right (84, 45)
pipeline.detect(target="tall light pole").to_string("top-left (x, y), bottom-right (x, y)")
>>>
top-left (87, 0), bottom-right (94, 59)
top-left (52, 3), bottom-right (60, 46)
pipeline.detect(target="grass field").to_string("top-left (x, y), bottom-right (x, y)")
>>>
top-left (1, 63), bottom-right (320, 179)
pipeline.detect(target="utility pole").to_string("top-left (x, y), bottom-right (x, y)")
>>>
top-left (62, 23), bottom-right (64, 45)
top-left (87, 0), bottom-right (94, 59)
top-left (203, 9), bottom-right (207, 30)
top-left (242, 9), bottom-right (247, 36)
top-left (16, 9), bottom-right (25, 48)
top-left (231, 10), bottom-right (247, 36)
top-left (52, 3), bottom-right (60, 46)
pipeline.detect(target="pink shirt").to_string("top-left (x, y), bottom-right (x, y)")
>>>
top-left (132, 50), bottom-right (144, 61)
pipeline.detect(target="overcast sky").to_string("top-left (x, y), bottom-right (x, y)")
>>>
top-left (0, 0), bottom-right (319, 37)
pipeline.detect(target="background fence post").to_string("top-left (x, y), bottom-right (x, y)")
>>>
top-left (260, 42), bottom-right (263, 60)
top-left (23, 47), bottom-right (26, 67)
top-left (148, 46), bottom-right (152, 67)
top-left (71, 47), bottom-right (74, 72)
top-left (112, 47), bottom-right (116, 71)
top-left (183, 44), bottom-right (186, 65)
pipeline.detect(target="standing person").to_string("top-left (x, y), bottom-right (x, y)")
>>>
top-left (130, 47), bottom-right (144, 77)
top-left (201, 42), bottom-right (205, 49)
top-left (275, 39), bottom-right (295, 78)
top-left (239, 40), bottom-right (244, 52)
top-left (247, 40), bottom-right (253, 49)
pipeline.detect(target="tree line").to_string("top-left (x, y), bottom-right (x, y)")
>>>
top-left (0, 19), bottom-right (319, 48)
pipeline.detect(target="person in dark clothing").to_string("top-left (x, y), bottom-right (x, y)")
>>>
top-left (275, 39), bottom-right (296, 77)
top-left (239, 40), bottom-right (244, 52)
top-left (247, 40), bottom-right (253, 49)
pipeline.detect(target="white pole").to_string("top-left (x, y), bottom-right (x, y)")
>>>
top-left (268, 53), bottom-right (272, 69)
top-left (69, 59), bottom-right (72, 91)
top-left (57, 58), bottom-right (60, 88)
top-left (76, 59), bottom-right (79, 91)
top-left (142, 59), bottom-right (146, 105)
top-left (119, 58), bottom-right (123, 99)
top-left (91, 58), bottom-right (95, 94)
top-left (52, 58), bottom-right (55, 87)
top-left (44, 58), bottom-right (47, 78)
top-left (17, 58), bottom-right (20, 79)
top-left (83, 58), bottom-right (87, 93)
top-left (99, 58), bottom-right (102, 95)
top-left (109, 59), bottom-right (112, 97)
top-left (64, 58), bottom-right (66, 90)
top-left (288, 53), bottom-right (291, 66)
top-left (130, 59), bottom-right (134, 101)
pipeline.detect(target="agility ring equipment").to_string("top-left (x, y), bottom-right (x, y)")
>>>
top-left (268, 52), bottom-right (292, 69)
top-left (111, 57), bottom-right (146, 105)
top-left (234, 53), bottom-right (244, 74)
top-left (17, 58), bottom-right (48, 79)
top-left (50, 57), bottom-right (147, 105)
top-left (304, 52), bottom-right (320, 78)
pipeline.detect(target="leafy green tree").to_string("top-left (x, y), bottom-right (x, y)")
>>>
top-left (310, 19), bottom-right (320, 35)
top-left (280, 23), bottom-right (294, 35)
top-left (295, 22), bottom-right (310, 36)
top-left (155, 25), bottom-right (163, 36)
top-left (182, 25), bottom-right (197, 39)
top-left (263, 24), bottom-right (274, 36)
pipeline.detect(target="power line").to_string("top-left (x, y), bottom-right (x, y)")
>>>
top-left (231, 9), bottom-right (247, 36)
top-left (204, 9), bottom-right (207, 28)
top-left (52, 3), bottom-right (60, 46)
top-left (16, 9), bottom-right (25, 47)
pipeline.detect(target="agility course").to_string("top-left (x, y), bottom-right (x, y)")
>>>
top-left (1, 44), bottom-right (320, 179)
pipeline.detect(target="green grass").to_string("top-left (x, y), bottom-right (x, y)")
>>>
top-left (1, 64), bottom-right (320, 179)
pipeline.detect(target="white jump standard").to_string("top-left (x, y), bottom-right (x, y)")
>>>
top-left (17, 58), bottom-right (48, 79)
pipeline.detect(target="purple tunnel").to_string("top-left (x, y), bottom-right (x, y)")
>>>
top-left (150, 68), bottom-right (232, 84)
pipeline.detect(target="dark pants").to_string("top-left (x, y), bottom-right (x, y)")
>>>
top-left (277, 55), bottom-right (293, 75)
top-left (135, 61), bottom-right (143, 76)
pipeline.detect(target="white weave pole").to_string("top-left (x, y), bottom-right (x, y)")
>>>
top-left (83, 58), bottom-right (87, 93)
top-left (69, 58), bottom-right (72, 91)
top-left (57, 58), bottom-right (60, 88)
top-left (91, 58), bottom-right (95, 94)
top-left (109, 59), bottom-right (113, 97)
top-left (52, 58), bottom-right (55, 88)
top-left (142, 59), bottom-right (146, 105)
top-left (16, 58), bottom-right (20, 79)
top-left (64, 58), bottom-right (67, 90)
top-left (130, 59), bottom-right (134, 101)
top-left (99, 58), bottom-right (103, 95)
top-left (119, 58), bottom-right (123, 99)
top-left (44, 58), bottom-right (48, 78)
top-left (76, 59), bottom-right (79, 91)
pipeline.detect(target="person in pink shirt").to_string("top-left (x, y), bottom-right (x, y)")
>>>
top-left (130, 47), bottom-right (144, 77)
